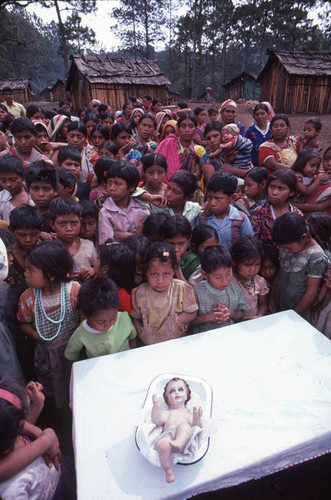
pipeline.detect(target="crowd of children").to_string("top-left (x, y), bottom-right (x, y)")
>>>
top-left (0, 89), bottom-right (330, 498)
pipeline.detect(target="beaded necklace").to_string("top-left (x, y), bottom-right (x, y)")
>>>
top-left (235, 275), bottom-right (256, 296)
top-left (34, 282), bottom-right (66, 341)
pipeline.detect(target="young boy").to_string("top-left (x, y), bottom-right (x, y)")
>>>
top-left (196, 172), bottom-right (253, 249)
top-left (208, 107), bottom-right (219, 122)
top-left (98, 160), bottom-right (150, 244)
top-left (151, 170), bottom-right (201, 229)
top-left (0, 154), bottom-right (32, 222)
top-left (49, 197), bottom-right (96, 282)
top-left (162, 214), bottom-right (194, 284)
top-left (57, 167), bottom-right (78, 200)
top-left (190, 245), bottom-right (249, 334)
top-left (24, 160), bottom-right (58, 234)
top-left (299, 118), bottom-right (322, 152)
top-left (79, 200), bottom-right (98, 245)
top-left (57, 146), bottom-right (90, 201)
top-left (64, 275), bottom-right (136, 361)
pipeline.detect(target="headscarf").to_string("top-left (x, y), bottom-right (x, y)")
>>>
top-left (159, 120), bottom-right (178, 142)
top-left (262, 101), bottom-right (276, 121)
top-left (155, 111), bottom-right (171, 134)
top-left (220, 99), bottom-right (237, 112)
top-left (47, 114), bottom-right (70, 141)
top-left (129, 108), bottom-right (144, 128)
top-left (32, 119), bottom-right (49, 135)
top-left (222, 123), bottom-right (240, 136)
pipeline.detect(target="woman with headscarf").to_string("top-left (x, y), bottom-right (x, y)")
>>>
top-left (219, 99), bottom-right (246, 136)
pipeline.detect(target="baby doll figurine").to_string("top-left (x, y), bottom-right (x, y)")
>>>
top-left (152, 377), bottom-right (203, 483)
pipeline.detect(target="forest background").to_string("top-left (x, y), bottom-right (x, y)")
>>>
top-left (0, 0), bottom-right (330, 101)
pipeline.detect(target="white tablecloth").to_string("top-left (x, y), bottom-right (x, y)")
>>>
top-left (72, 311), bottom-right (331, 499)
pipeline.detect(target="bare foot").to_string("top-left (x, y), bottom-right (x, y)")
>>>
top-left (165, 468), bottom-right (175, 483)
top-left (169, 440), bottom-right (184, 453)
top-left (193, 406), bottom-right (203, 428)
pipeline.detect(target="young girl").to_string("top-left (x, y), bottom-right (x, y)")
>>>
top-left (291, 150), bottom-right (325, 204)
top-left (47, 114), bottom-right (70, 143)
top-left (129, 108), bottom-right (144, 135)
top-left (90, 123), bottom-right (110, 153)
top-left (89, 156), bottom-right (115, 207)
top-left (17, 241), bottom-right (80, 409)
top-left (140, 153), bottom-right (167, 198)
top-left (193, 107), bottom-right (207, 147)
top-left (101, 111), bottom-right (115, 133)
top-left (187, 225), bottom-right (219, 285)
top-left (132, 114), bottom-right (157, 155)
top-left (131, 242), bottom-right (198, 345)
top-left (231, 236), bottom-right (269, 320)
top-left (83, 112), bottom-right (101, 145)
top-left (260, 244), bottom-right (279, 290)
top-left (300, 146), bottom-right (331, 215)
top-left (271, 212), bottom-right (327, 322)
top-left (237, 167), bottom-right (269, 214)
top-left (251, 169), bottom-right (303, 246)
top-left (110, 123), bottom-right (141, 163)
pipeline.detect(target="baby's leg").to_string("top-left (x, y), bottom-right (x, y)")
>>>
top-left (157, 438), bottom-right (175, 483)
top-left (170, 422), bottom-right (192, 453)
top-left (192, 406), bottom-right (203, 428)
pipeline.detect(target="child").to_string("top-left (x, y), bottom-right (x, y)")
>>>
top-left (197, 172), bottom-right (254, 249)
top-left (251, 169), bottom-right (302, 246)
top-left (49, 197), bottom-right (96, 282)
top-left (56, 167), bottom-right (78, 200)
top-left (99, 140), bottom-right (119, 158)
top-left (98, 160), bottom-right (150, 244)
top-left (187, 225), bottom-right (219, 285)
top-left (260, 244), bottom-right (279, 290)
top-left (210, 124), bottom-right (252, 170)
top-left (298, 118), bottom-right (322, 152)
top-left (152, 377), bottom-right (203, 483)
top-left (237, 167), bottom-right (269, 214)
top-left (101, 112), bottom-right (115, 133)
top-left (152, 170), bottom-right (201, 228)
top-left (270, 212), bottom-right (327, 322)
top-left (231, 236), bottom-right (269, 320)
top-left (291, 150), bottom-right (326, 203)
top-left (303, 146), bottom-right (331, 215)
top-left (131, 242), bottom-right (198, 345)
top-left (140, 153), bottom-right (167, 198)
top-left (17, 241), bottom-right (80, 409)
top-left (79, 200), bottom-right (98, 245)
top-left (191, 245), bottom-right (249, 334)
top-left (57, 145), bottom-right (90, 201)
top-left (33, 121), bottom-right (61, 165)
top-left (24, 160), bottom-right (58, 234)
top-left (0, 154), bottom-right (32, 222)
top-left (64, 275), bottom-right (136, 361)
top-left (193, 107), bottom-right (207, 147)
top-left (126, 234), bottom-right (151, 285)
top-left (66, 121), bottom-right (92, 183)
top-left (110, 123), bottom-right (141, 163)
top-left (2, 118), bottom-right (49, 167)
top-left (142, 213), bottom-right (169, 242)
top-left (132, 114), bottom-right (158, 154)
top-left (90, 123), bottom-right (110, 152)
top-left (89, 156), bottom-right (115, 207)
top-left (207, 107), bottom-right (219, 121)
top-left (307, 213), bottom-right (331, 262)
top-left (162, 214), bottom-right (192, 284)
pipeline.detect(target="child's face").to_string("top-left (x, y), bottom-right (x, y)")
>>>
top-left (196, 235), bottom-right (219, 255)
top-left (165, 181), bottom-right (186, 208)
top-left (138, 118), bottom-right (155, 141)
top-left (28, 182), bottom-right (56, 210)
top-left (146, 259), bottom-right (174, 292)
top-left (164, 125), bottom-right (176, 137)
top-left (303, 157), bottom-right (320, 178)
top-left (106, 177), bottom-right (131, 204)
top-left (80, 216), bottom-right (97, 240)
top-left (133, 112), bottom-right (142, 126)
top-left (114, 131), bottom-right (131, 148)
top-left (102, 118), bottom-right (114, 131)
top-left (206, 190), bottom-right (232, 218)
top-left (205, 129), bottom-right (221, 152)
top-left (323, 151), bottom-right (331, 174)
top-left (91, 130), bottom-right (105, 149)
top-left (197, 110), bottom-right (207, 125)
top-left (209, 111), bottom-right (219, 121)
top-left (178, 119), bottom-right (196, 142)
top-left (244, 178), bottom-right (264, 200)
top-left (279, 235), bottom-right (307, 254)
top-left (93, 257), bottom-right (107, 276)
top-left (144, 165), bottom-right (166, 190)
top-left (35, 131), bottom-right (49, 151)
top-left (99, 147), bottom-right (115, 158)
top-left (57, 183), bottom-right (75, 199)
top-left (203, 266), bottom-right (232, 291)
top-left (67, 130), bottom-right (86, 152)
top-left (87, 307), bottom-right (118, 333)
top-left (165, 235), bottom-right (189, 261)
top-left (13, 130), bottom-right (35, 154)
top-left (14, 228), bottom-right (40, 252)
top-left (52, 213), bottom-right (81, 242)
top-left (165, 379), bottom-right (188, 408)
top-left (24, 259), bottom-right (48, 289)
top-left (60, 159), bottom-right (81, 179)
top-left (303, 123), bottom-right (319, 141)
top-left (221, 129), bottom-right (234, 142)
top-left (236, 258), bottom-right (261, 282)
top-left (260, 259), bottom-right (277, 283)
top-left (267, 180), bottom-right (292, 206)
top-left (85, 120), bottom-right (96, 137)
top-left (0, 172), bottom-right (23, 195)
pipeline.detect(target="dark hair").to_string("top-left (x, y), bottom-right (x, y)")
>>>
top-left (272, 213), bottom-right (309, 245)
top-left (11, 117), bottom-right (36, 136)
top-left (59, 100), bottom-right (70, 108)
top-left (138, 113), bottom-right (156, 128)
top-left (0, 228), bottom-right (15, 247)
top-left (207, 107), bottom-right (218, 115)
top-left (58, 146), bottom-right (81, 165)
top-left (270, 114), bottom-right (290, 130)
top-left (125, 234), bottom-right (151, 256)
top-left (100, 141), bottom-right (119, 157)
top-left (291, 150), bottom-right (322, 174)
top-left (78, 275), bottom-right (119, 318)
top-left (2, 113), bottom-right (15, 130)
top-left (200, 245), bottom-right (232, 273)
top-left (231, 236), bottom-right (262, 265)
top-left (207, 171), bottom-right (237, 196)
top-left (305, 118), bottom-right (322, 132)
top-left (0, 378), bottom-right (28, 459)
top-left (49, 197), bottom-right (82, 222)
top-left (67, 121), bottom-right (87, 136)
top-left (26, 105), bottom-right (44, 119)
top-left (169, 170), bottom-right (198, 199)
top-left (10, 204), bottom-right (43, 231)
top-left (144, 241), bottom-right (177, 273)
top-left (83, 112), bottom-right (101, 126)
top-left (267, 169), bottom-right (297, 199)
top-left (2, 87), bottom-right (13, 94)
top-left (57, 167), bottom-right (76, 191)
top-left (194, 107), bottom-right (205, 117)
top-left (57, 108), bottom-right (71, 120)
top-left (252, 103), bottom-right (269, 116)
top-left (122, 102), bottom-right (133, 111)
top-left (110, 122), bottom-right (132, 141)
top-left (24, 160), bottom-right (58, 190)
top-left (177, 112), bottom-right (197, 128)
top-left (34, 122), bottom-right (48, 135)
top-left (163, 377), bottom-right (191, 406)
top-left (99, 241), bottom-right (136, 292)
top-left (307, 213), bottom-right (331, 251)
top-left (91, 123), bottom-right (110, 141)
top-left (204, 120), bottom-right (223, 137)
top-left (143, 94), bottom-right (152, 101)
top-left (261, 243), bottom-right (279, 266)
top-left (191, 225), bottom-right (219, 253)
top-left (79, 200), bottom-right (99, 221)
top-left (78, 107), bottom-right (88, 119)
top-left (44, 110), bottom-right (57, 121)
top-left (323, 145), bottom-right (331, 160)
top-left (151, 98), bottom-right (162, 107)
top-left (0, 103), bottom-right (7, 112)
top-left (0, 153), bottom-right (24, 176)
top-left (27, 240), bottom-right (74, 283)
top-left (101, 112), bottom-right (115, 122)
top-left (98, 103), bottom-right (110, 115)
top-left (162, 214), bottom-right (192, 240)
top-left (177, 101), bottom-right (188, 109)
top-left (142, 213), bottom-right (169, 241)
top-left (141, 153), bottom-right (167, 172)
top-left (105, 160), bottom-right (140, 190)
top-left (94, 156), bottom-right (116, 184)
top-left (245, 167), bottom-right (269, 184)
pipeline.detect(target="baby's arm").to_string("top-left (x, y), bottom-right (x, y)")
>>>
top-left (151, 394), bottom-right (167, 426)
top-left (209, 147), bottom-right (222, 158)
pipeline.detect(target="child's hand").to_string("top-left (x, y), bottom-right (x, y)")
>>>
top-left (42, 428), bottom-right (62, 470)
top-left (149, 194), bottom-right (167, 207)
top-left (319, 173), bottom-right (331, 184)
top-left (40, 231), bottom-right (57, 241)
top-left (119, 139), bottom-right (134, 157)
top-left (67, 270), bottom-right (81, 281)
top-left (298, 134), bottom-right (307, 144)
top-left (213, 304), bottom-right (231, 323)
top-left (4, 276), bottom-right (15, 287)
top-left (79, 267), bottom-right (94, 282)
top-left (202, 202), bottom-right (212, 217)
top-left (26, 381), bottom-right (45, 408)
top-left (152, 394), bottom-right (161, 406)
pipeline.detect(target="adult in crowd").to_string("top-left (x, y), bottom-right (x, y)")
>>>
top-left (245, 103), bottom-right (272, 167)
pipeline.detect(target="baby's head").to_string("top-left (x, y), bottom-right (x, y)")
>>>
top-left (221, 123), bottom-right (240, 142)
top-left (163, 377), bottom-right (191, 407)
top-left (200, 245), bottom-right (233, 290)
top-left (303, 118), bottom-right (322, 141)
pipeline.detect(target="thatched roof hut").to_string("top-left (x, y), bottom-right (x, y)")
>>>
top-left (223, 72), bottom-right (259, 101)
top-left (0, 78), bottom-right (34, 104)
top-left (66, 55), bottom-right (171, 111)
top-left (257, 49), bottom-right (331, 114)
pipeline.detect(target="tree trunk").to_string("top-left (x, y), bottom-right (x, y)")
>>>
top-left (54, 0), bottom-right (68, 76)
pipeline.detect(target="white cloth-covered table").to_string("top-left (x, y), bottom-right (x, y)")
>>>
top-left (72, 311), bottom-right (331, 499)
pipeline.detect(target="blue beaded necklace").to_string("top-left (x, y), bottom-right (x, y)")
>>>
top-left (34, 282), bottom-right (66, 341)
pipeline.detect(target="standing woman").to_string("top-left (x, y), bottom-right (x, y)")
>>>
top-left (219, 99), bottom-right (246, 136)
top-left (245, 103), bottom-right (272, 167)
top-left (259, 114), bottom-right (299, 174)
